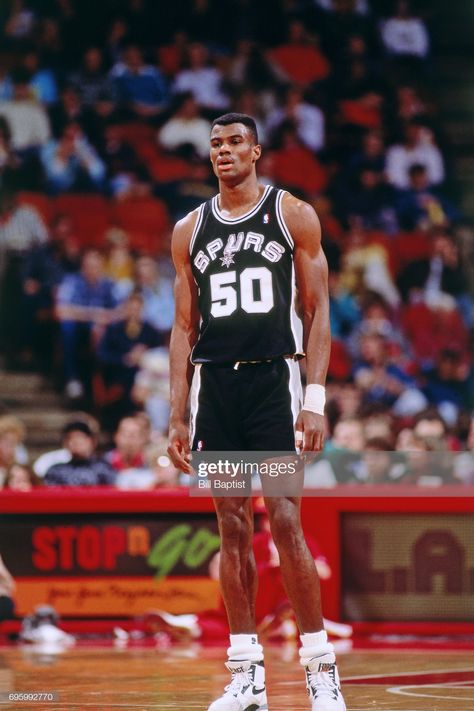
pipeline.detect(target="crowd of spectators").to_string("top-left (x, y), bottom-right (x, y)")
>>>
top-left (0, 0), bottom-right (473, 488)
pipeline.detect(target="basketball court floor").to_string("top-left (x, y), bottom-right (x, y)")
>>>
top-left (0, 641), bottom-right (473, 710)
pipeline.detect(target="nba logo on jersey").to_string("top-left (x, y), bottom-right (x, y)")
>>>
top-left (197, 440), bottom-right (204, 451)
top-left (263, 213), bottom-right (270, 224)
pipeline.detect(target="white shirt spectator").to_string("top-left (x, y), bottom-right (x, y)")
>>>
top-left (159, 116), bottom-right (211, 159)
top-left (386, 141), bottom-right (444, 189)
top-left (0, 205), bottom-right (48, 252)
top-left (381, 17), bottom-right (430, 58)
top-left (0, 99), bottom-right (50, 150)
top-left (34, 449), bottom-right (71, 477)
top-left (173, 68), bottom-right (229, 110)
top-left (266, 102), bottom-right (325, 152)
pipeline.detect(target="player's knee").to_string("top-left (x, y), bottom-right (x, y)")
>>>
top-left (268, 505), bottom-right (301, 549)
top-left (219, 508), bottom-right (250, 547)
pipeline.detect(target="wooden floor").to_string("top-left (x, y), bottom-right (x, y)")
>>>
top-left (0, 642), bottom-right (473, 710)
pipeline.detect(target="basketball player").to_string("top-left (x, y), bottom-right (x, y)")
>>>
top-left (168, 113), bottom-right (346, 711)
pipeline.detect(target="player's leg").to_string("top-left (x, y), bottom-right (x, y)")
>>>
top-left (264, 495), bottom-right (346, 710)
top-left (214, 496), bottom-right (257, 632)
top-left (208, 496), bottom-right (267, 711)
top-left (264, 495), bottom-right (323, 631)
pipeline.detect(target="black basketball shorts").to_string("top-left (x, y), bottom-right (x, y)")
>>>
top-left (189, 357), bottom-right (302, 451)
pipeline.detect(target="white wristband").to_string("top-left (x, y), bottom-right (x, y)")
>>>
top-left (302, 384), bottom-right (326, 415)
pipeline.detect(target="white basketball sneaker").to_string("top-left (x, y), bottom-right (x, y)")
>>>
top-left (304, 653), bottom-right (346, 710)
top-left (208, 659), bottom-right (268, 711)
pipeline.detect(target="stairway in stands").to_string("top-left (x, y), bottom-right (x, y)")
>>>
top-left (0, 371), bottom-right (70, 462)
top-left (431, 0), bottom-right (474, 221)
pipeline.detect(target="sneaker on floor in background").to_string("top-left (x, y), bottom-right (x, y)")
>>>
top-left (143, 610), bottom-right (200, 641)
top-left (208, 659), bottom-right (268, 711)
top-left (304, 653), bottom-right (346, 711)
top-left (65, 379), bottom-right (84, 400)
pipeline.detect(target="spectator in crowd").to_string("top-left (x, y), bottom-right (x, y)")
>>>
top-left (22, 48), bottom-right (58, 105)
top-left (363, 413), bottom-right (396, 448)
top-left (269, 19), bottom-right (331, 88)
top-left (380, 1), bottom-right (430, 63)
top-left (347, 294), bottom-right (409, 360)
top-left (395, 164), bottom-right (460, 230)
top-left (133, 255), bottom-right (174, 337)
top-left (328, 268), bottom-right (361, 341)
top-left (266, 86), bottom-right (325, 153)
top-left (103, 228), bottom-right (134, 301)
top-left (0, 67), bottom-right (50, 153)
top-left (307, 416), bottom-right (366, 486)
top-left (0, 415), bottom-right (27, 487)
top-left (359, 437), bottom-right (396, 484)
top-left (353, 333), bottom-right (426, 416)
top-left (270, 121), bottom-right (328, 196)
top-left (0, 117), bottom-right (22, 179)
top-left (111, 44), bottom-right (168, 118)
top-left (4, 463), bottom-right (41, 491)
top-left (69, 47), bottom-right (117, 108)
top-left (0, 180), bottom-right (49, 365)
top-left (454, 415), bottom-right (474, 484)
top-left (3, 0), bottom-right (36, 45)
top-left (172, 43), bottom-right (229, 112)
top-left (338, 164), bottom-right (399, 233)
top-left (340, 218), bottom-right (400, 307)
top-left (56, 248), bottom-right (119, 400)
top-left (21, 213), bottom-right (80, 366)
top-left (44, 420), bottom-right (115, 487)
top-left (97, 290), bottom-right (162, 411)
top-left (105, 415), bottom-right (148, 474)
top-left (0, 554), bottom-right (15, 622)
top-left (422, 348), bottom-right (469, 425)
top-left (40, 121), bottom-right (106, 194)
top-left (386, 120), bottom-right (445, 190)
top-left (227, 40), bottom-right (283, 109)
top-left (132, 346), bottom-right (170, 435)
top-left (397, 230), bottom-right (472, 325)
top-left (347, 129), bottom-right (386, 176)
top-left (33, 413), bottom-right (100, 477)
top-left (158, 92), bottom-right (211, 159)
top-left (48, 85), bottom-right (90, 138)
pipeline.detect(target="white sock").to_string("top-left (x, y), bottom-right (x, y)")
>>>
top-left (299, 629), bottom-right (335, 666)
top-left (228, 633), bottom-right (264, 662)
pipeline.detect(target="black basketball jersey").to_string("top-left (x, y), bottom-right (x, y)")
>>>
top-left (189, 185), bottom-right (303, 364)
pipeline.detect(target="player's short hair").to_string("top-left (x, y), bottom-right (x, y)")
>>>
top-left (211, 113), bottom-right (259, 145)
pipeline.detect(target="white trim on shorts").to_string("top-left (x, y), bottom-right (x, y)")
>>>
top-left (189, 363), bottom-right (202, 447)
top-left (286, 358), bottom-right (303, 429)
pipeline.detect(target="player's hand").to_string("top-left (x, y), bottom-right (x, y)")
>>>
top-left (167, 420), bottom-right (193, 474)
top-left (295, 410), bottom-right (325, 453)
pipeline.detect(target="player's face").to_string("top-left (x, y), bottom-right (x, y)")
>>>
top-left (209, 123), bottom-right (261, 185)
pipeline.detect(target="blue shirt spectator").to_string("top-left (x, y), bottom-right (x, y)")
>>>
top-left (111, 45), bottom-right (168, 116)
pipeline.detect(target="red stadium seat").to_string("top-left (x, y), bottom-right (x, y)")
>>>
top-left (115, 122), bottom-right (156, 149)
top-left (53, 194), bottom-right (112, 246)
top-left (112, 197), bottom-right (170, 252)
top-left (17, 192), bottom-right (53, 224)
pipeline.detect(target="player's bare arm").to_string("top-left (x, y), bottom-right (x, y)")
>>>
top-left (282, 192), bottom-right (330, 452)
top-left (167, 209), bottom-right (200, 473)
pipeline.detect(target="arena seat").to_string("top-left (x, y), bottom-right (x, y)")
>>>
top-left (115, 122), bottom-right (156, 148)
top-left (112, 197), bottom-right (170, 251)
top-left (53, 194), bottom-right (112, 246)
top-left (17, 192), bottom-right (53, 224)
